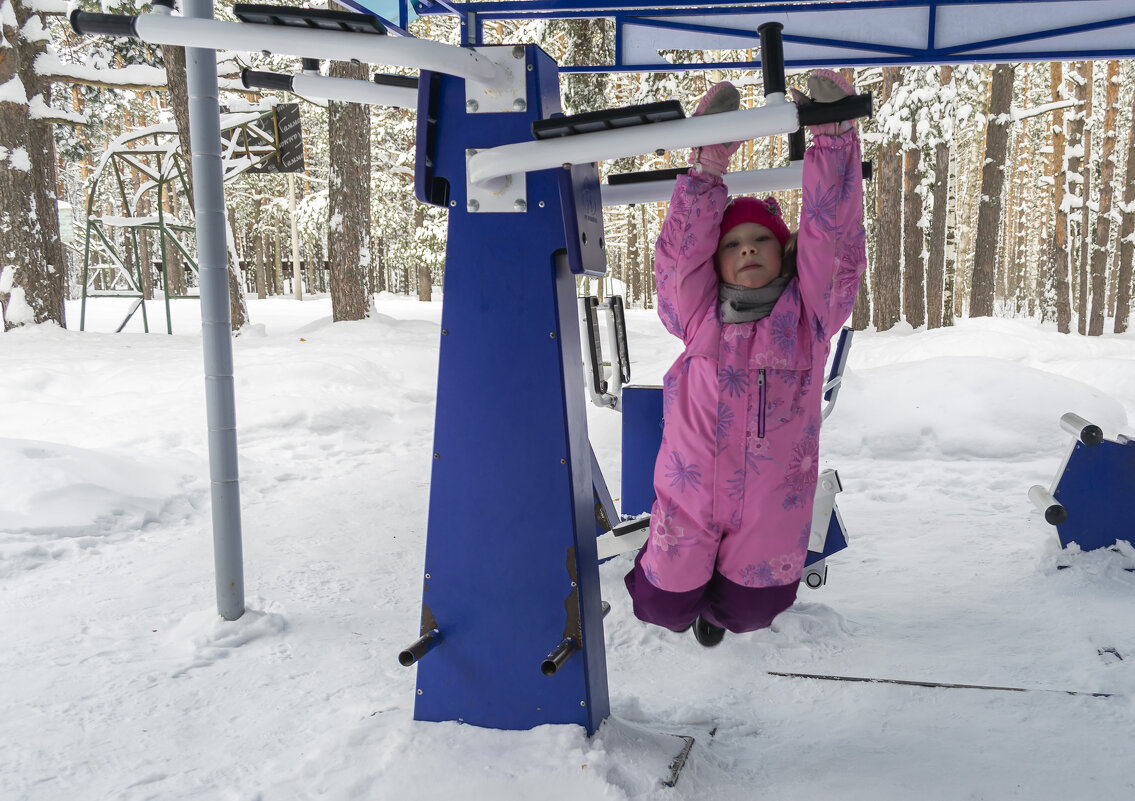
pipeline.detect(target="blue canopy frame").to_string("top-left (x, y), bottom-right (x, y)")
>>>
top-left (351, 0), bottom-right (1135, 71)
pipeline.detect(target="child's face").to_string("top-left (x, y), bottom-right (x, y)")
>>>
top-left (716, 222), bottom-right (783, 289)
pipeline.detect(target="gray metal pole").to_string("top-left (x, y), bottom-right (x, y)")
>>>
top-left (185, 0), bottom-right (244, 620)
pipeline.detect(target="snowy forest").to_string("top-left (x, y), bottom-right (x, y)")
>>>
top-left (2, 2), bottom-right (1134, 336)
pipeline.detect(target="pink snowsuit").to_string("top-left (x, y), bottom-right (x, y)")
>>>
top-left (625, 128), bottom-right (867, 633)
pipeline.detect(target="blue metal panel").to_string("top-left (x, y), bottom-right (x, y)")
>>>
top-left (806, 504), bottom-right (848, 565)
top-left (412, 46), bottom-right (610, 734)
top-left (1053, 439), bottom-right (1135, 552)
top-left (620, 384), bottom-right (664, 517)
top-left (557, 163), bottom-right (608, 277)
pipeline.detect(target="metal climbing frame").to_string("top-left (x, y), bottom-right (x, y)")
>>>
top-left (79, 107), bottom-right (291, 334)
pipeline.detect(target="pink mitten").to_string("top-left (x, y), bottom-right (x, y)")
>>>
top-left (687, 81), bottom-right (742, 176)
top-left (793, 69), bottom-right (857, 136)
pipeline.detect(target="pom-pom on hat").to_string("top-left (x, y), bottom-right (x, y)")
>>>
top-left (720, 196), bottom-right (790, 247)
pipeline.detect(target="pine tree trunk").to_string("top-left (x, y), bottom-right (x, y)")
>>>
top-left (1065, 62), bottom-right (1090, 333)
top-left (1049, 64), bottom-right (1073, 332)
top-left (1086, 61), bottom-right (1117, 336)
top-left (902, 147), bottom-right (925, 328)
top-left (1115, 81), bottom-right (1135, 333)
top-left (873, 68), bottom-right (903, 331)
top-left (0, 0), bottom-right (67, 329)
top-left (1079, 62), bottom-right (1094, 334)
top-left (926, 67), bottom-right (952, 329)
top-left (327, 59), bottom-right (372, 320)
top-left (969, 63), bottom-right (1014, 319)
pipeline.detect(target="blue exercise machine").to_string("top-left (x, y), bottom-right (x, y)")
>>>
top-left (1030, 413), bottom-right (1135, 555)
top-left (72, 2), bottom-right (852, 734)
top-left (69, 0), bottom-right (1132, 739)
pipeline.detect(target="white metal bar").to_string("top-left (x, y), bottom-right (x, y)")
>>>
top-left (601, 162), bottom-right (804, 206)
top-left (289, 73), bottom-right (417, 108)
top-left (467, 101), bottom-right (800, 186)
top-left (132, 13), bottom-right (508, 87)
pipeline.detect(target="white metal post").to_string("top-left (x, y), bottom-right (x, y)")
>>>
top-left (185, 0), bottom-right (244, 620)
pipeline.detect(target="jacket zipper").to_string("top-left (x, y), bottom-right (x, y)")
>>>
top-left (757, 368), bottom-right (767, 439)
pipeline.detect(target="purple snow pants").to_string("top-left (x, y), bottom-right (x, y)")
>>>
top-left (624, 549), bottom-right (799, 634)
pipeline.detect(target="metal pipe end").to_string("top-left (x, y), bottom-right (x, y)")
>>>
top-left (541, 638), bottom-right (576, 676)
top-left (399, 628), bottom-right (442, 667)
top-left (1045, 504), bottom-right (1068, 527)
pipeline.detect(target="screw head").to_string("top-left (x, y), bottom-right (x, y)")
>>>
top-left (538, 201), bottom-right (545, 208)
top-left (512, 45), bottom-right (525, 59)
top-left (467, 199), bottom-right (480, 212)
top-left (513, 98), bottom-right (527, 112)
top-left (466, 99), bottom-right (479, 112)
top-left (449, 200), bottom-right (456, 207)
top-left (514, 199), bottom-right (527, 212)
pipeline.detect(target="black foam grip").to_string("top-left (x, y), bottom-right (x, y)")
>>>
top-left (757, 22), bottom-right (786, 97)
top-left (241, 69), bottom-right (294, 93)
top-left (70, 10), bottom-right (138, 38)
top-left (797, 92), bottom-right (874, 126)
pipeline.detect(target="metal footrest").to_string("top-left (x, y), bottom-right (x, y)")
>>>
top-left (532, 100), bottom-right (684, 140)
top-left (233, 4), bottom-right (387, 35)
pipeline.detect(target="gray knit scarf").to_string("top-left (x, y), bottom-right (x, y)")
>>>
top-left (719, 277), bottom-right (790, 324)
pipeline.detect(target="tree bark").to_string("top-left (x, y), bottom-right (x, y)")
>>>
top-left (327, 59), bottom-right (372, 320)
top-left (1, 0), bottom-right (67, 329)
top-left (873, 67), bottom-right (903, 331)
top-left (969, 63), bottom-right (1014, 318)
top-left (1077, 62), bottom-right (1093, 334)
top-left (1115, 79), bottom-right (1135, 334)
top-left (927, 146), bottom-right (950, 325)
top-left (1049, 64), bottom-right (1072, 332)
top-left (902, 147), bottom-right (925, 328)
top-left (1087, 61), bottom-right (1119, 336)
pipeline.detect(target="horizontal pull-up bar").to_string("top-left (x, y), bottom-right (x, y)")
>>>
top-left (601, 163), bottom-right (804, 206)
top-left (241, 69), bottom-right (418, 108)
top-left (467, 101), bottom-right (800, 187)
top-left (601, 157), bottom-right (872, 206)
top-left (70, 10), bottom-right (509, 88)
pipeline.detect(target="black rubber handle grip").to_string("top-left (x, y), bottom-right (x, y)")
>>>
top-left (241, 69), bottom-right (294, 93)
top-left (70, 10), bottom-right (138, 37)
top-left (758, 22), bottom-right (786, 97)
top-left (796, 92), bottom-right (874, 125)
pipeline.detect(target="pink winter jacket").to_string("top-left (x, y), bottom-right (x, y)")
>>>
top-left (640, 128), bottom-right (867, 593)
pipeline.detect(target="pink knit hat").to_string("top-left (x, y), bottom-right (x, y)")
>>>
top-left (720, 196), bottom-right (790, 247)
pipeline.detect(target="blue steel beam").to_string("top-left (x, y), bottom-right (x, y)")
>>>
top-left (413, 0), bottom-right (1135, 71)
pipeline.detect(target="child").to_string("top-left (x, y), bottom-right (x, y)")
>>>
top-left (624, 71), bottom-right (868, 647)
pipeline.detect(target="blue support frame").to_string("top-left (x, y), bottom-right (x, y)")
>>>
top-left (413, 0), bottom-right (1135, 71)
top-left (410, 46), bottom-right (610, 734)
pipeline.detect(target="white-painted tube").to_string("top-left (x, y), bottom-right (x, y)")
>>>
top-left (289, 73), bottom-right (417, 108)
top-left (1059, 412), bottom-right (1103, 446)
top-left (601, 163), bottom-right (804, 207)
top-left (468, 102), bottom-right (800, 186)
top-left (133, 13), bottom-right (507, 87)
top-left (1028, 485), bottom-right (1067, 526)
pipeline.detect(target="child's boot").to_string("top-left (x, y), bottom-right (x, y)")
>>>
top-left (693, 616), bottom-right (726, 647)
top-left (688, 81), bottom-right (742, 176)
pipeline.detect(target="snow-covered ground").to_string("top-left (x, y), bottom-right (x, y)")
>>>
top-left (3, 294), bottom-right (1134, 800)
